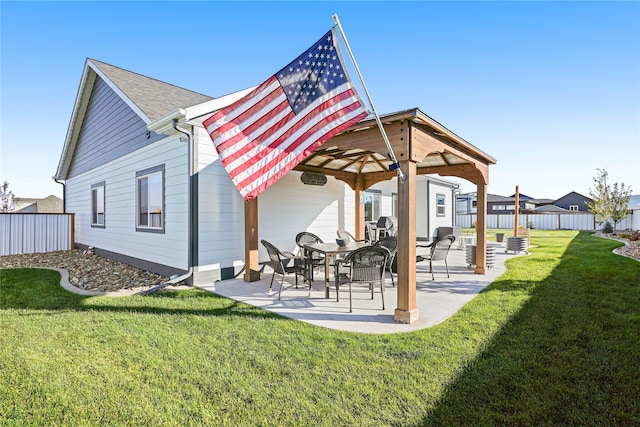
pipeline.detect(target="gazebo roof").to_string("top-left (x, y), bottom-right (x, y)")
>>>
top-left (295, 108), bottom-right (496, 189)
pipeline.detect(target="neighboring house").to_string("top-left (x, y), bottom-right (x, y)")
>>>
top-left (54, 59), bottom-right (459, 284)
top-left (456, 192), bottom-right (538, 214)
top-left (487, 194), bottom-right (519, 214)
top-left (552, 191), bottom-right (592, 212)
top-left (456, 192), bottom-right (476, 214)
top-left (457, 191), bottom-right (595, 215)
top-left (14, 195), bottom-right (63, 213)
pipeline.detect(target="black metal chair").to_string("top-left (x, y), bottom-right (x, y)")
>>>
top-left (295, 231), bottom-right (325, 280)
top-left (365, 222), bottom-right (377, 243)
top-left (261, 240), bottom-right (308, 299)
top-left (416, 235), bottom-right (456, 280)
top-left (334, 246), bottom-right (388, 313)
top-left (374, 236), bottom-right (397, 287)
top-left (336, 229), bottom-right (365, 243)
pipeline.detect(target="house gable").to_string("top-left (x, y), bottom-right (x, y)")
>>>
top-left (56, 58), bottom-right (213, 180)
top-left (553, 191), bottom-right (593, 212)
top-left (67, 77), bottom-right (164, 178)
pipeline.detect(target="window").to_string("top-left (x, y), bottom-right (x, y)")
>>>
top-left (91, 182), bottom-right (105, 228)
top-left (436, 194), bottom-right (446, 216)
top-left (136, 165), bottom-right (164, 232)
top-left (363, 190), bottom-right (381, 222)
top-left (569, 205), bottom-right (579, 212)
top-left (492, 205), bottom-right (506, 211)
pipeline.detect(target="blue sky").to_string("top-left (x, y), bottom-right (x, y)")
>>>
top-left (1, 1), bottom-right (638, 201)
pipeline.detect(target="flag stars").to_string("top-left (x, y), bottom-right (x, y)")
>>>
top-left (276, 31), bottom-right (351, 114)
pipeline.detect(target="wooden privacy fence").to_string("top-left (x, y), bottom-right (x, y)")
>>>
top-left (0, 213), bottom-right (75, 256)
top-left (456, 212), bottom-right (636, 231)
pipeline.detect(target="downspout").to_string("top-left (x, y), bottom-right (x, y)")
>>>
top-left (452, 185), bottom-right (460, 227)
top-left (143, 119), bottom-right (194, 293)
top-left (173, 118), bottom-right (195, 276)
top-left (53, 177), bottom-right (66, 212)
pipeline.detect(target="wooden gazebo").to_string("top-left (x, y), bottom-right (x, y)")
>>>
top-left (243, 108), bottom-right (496, 324)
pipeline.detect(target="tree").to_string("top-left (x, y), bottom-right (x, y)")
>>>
top-left (609, 181), bottom-right (632, 230)
top-left (587, 169), bottom-right (632, 231)
top-left (1, 181), bottom-right (16, 212)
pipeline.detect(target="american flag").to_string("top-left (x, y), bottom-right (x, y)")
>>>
top-left (203, 29), bottom-right (369, 201)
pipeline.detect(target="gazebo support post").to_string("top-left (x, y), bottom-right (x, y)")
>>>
top-left (394, 160), bottom-right (419, 324)
top-left (474, 181), bottom-right (488, 274)
top-left (244, 197), bottom-right (261, 282)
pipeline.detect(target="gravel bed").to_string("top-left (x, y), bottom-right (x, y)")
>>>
top-left (0, 250), bottom-right (169, 292)
top-left (597, 232), bottom-right (640, 262)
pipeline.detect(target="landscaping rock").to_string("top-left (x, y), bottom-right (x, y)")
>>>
top-left (595, 232), bottom-right (640, 262)
top-left (0, 250), bottom-right (170, 292)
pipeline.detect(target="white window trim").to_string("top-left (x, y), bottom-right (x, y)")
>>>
top-left (364, 190), bottom-right (382, 222)
top-left (136, 165), bottom-right (165, 233)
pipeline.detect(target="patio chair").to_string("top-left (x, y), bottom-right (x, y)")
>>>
top-left (336, 229), bottom-right (365, 243)
top-left (261, 240), bottom-right (308, 299)
top-left (374, 236), bottom-right (397, 287)
top-left (334, 246), bottom-right (388, 313)
top-left (295, 231), bottom-right (325, 280)
top-left (365, 222), bottom-right (377, 243)
top-left (416, 235), bottom-right (456, 280)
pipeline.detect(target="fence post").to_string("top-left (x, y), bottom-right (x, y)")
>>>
top-left (70, 213), bottom-right (75, 250)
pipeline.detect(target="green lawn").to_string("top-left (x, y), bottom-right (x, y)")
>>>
top-left (1, 231), bottom-right (639, 426)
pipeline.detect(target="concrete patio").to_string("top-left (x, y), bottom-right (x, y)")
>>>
top-left (197, 242), bottom-right (521, 334)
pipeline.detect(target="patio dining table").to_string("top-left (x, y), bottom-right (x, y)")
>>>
top-left (302, 241), bottom-right (370, 298)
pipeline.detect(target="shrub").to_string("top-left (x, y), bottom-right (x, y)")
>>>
top-left (630, 231), bottom-right (640, 242)
top-left (602, 222), bottom-right (614, 233)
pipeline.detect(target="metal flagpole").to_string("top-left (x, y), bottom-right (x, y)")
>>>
top-left (332, 13), bottom-right (406, 184)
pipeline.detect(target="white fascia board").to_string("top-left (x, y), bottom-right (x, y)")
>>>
top-left (184, 85), bottom-right (257, 128)
top-left (150, 86), bottom-right (257, 133)
top-left (147, 108), bottom-right (186, 135)
top-left (87, 59), bottom-right (151, 124)
top-left (55, 60), bottom-right (97, 179)
top-left (419, 175), bottom-right (460, 189)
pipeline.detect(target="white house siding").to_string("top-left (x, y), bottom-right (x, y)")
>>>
top-left (361, 177), bottom-right (457, 240)
top-left (194, 127), bottom-right (245, 281)
top-left (258, 172), bottom-right (347, 254)
top-left (195, 161), bottom-right (348, 281)
top-left (423, 178), bottom-right (456, 240)
top-left (66, 135), bottom-right (189, 272)
top-left (194, 126), bottom-right (357, 282)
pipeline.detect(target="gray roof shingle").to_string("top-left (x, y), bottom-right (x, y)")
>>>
top-left (89, 59), bottom-right (213, 122)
